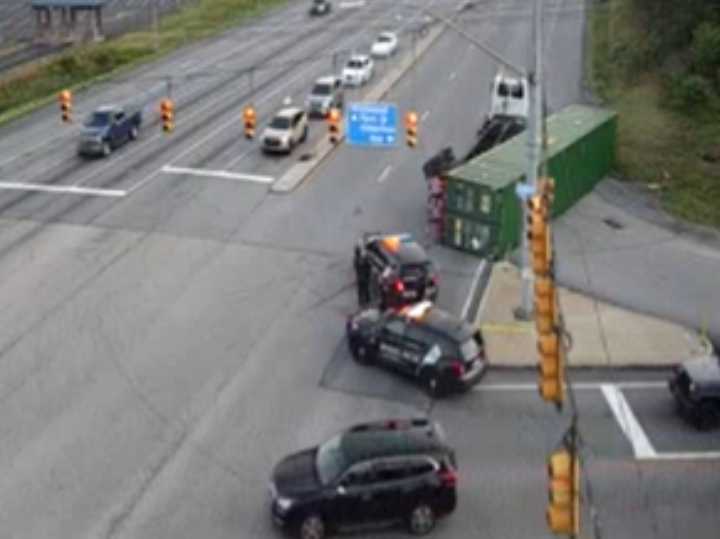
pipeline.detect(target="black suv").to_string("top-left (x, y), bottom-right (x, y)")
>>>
top-left (668, 354), bottom-right (720, 430)
top-left (355, 233), bottom-right (439, 309)
top-left (346, 301), bottom-right (487, 396)
top-left (309, 0), bottom-right (331, 16)
top-left (270, 418), bottom-right (457, 539)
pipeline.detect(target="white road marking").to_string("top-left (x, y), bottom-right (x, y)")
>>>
top-left (161, 165), bottom-right (274, 184)
top-left (376, 165), bottom-right (392, 183)
top-left (0, 181), bottom-right (126, 197)
top-left (473, 381), bottom-right (666, 392)
top-left (449, 71), bottom-right (457, 80)
top-left (647, 452), bottom-right (720, 461)
top-left (421, 110), bottom-right (430, 122)
top-left (601, 384), bottom-right (657, 459)
top-left (461, 259), bottom-right (486, 320)
top-left (340, 0), bottom-right (366, 8)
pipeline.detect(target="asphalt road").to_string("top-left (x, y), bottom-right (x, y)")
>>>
top-left (0, 1), bottom-right (718, 539)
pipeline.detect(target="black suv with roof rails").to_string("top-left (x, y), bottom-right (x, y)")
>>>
top-left (269, 418), bottom-right (457, 539)
top-left (355, 233), bottom-right (439, 309)
top-left (668, 353), bottom-right (720, 430)
top-left (346, 301), bottom-right (487, 396)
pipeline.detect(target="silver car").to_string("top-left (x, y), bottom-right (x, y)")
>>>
top-left (261, 107), bottom-right (309, 154)
top-left (305, 76), bottom-right (344, 118)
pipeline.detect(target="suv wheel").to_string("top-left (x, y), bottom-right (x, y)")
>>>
top-left (350, 340), bottom-right (374, 365)
top-left (300, 125), bottom-right (308, 143)
top-left (695, 401), bottom-right (720, 430)
top-left (424, 372), bottom-right (448, 398)
top-left (102, 142), bottom-right (111, 157)
top-left (408, 503), bottom-right (436, 535)
top-left (129, 126), bottom-right (138, 140)
top-left (298, 513), bottom-right (325, 539)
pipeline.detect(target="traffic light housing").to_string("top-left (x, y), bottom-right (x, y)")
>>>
top-left (243, 105), bottom-right (256, 139)
top-left (160, 98), bottom-right (175, 133)
top-left (527, 194), bottom-right (550, 275)
top-left (327, 107), bottom-right (342, 144)
top-left (405, 110), bottom-right (418, 148)
top-left (547, 449), bottom-right (580, 535)
top-left (59, 89), bottom-right (72, 123)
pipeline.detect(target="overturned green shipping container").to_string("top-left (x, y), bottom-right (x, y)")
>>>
top-left (442, 104), bottom-right (617, 258)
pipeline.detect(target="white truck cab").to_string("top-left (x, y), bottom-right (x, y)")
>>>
top-left (489, 73), bottom-right (529, 120)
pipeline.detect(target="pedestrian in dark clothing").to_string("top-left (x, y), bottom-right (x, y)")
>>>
top-left (354, 245), bottom-right (371, 306)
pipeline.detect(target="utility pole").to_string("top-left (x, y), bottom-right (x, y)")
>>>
top-left (516, 0), bottom-right (544, 320)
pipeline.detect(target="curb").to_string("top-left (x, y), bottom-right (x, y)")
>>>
top-left (271, 22), bottom-right (446, 193)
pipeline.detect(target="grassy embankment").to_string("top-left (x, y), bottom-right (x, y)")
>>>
top-left (587, 0), bottom-right (720, 228)
top-left (0, 0), bottom-right (288, 125)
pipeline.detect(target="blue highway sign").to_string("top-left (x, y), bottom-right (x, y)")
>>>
top-left (346, 102), bottom-right (398, 148)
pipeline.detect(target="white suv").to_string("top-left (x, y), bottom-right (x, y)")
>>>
top-left (342, 54), bottom-right (374, 87)
top-left (261, 107), bottom-right (309, 154)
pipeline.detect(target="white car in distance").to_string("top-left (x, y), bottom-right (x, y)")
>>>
top-left (371, 32), bottom-right (398, 58)
top-left (342, 54), bottom-right (374, 86)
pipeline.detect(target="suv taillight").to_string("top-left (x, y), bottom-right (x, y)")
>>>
top-left (393, 279), bottom-right (405, 293)
top-left (450, 360), bottom-right (464, 378)
top-left (438, 468), bottom-right (458, 488)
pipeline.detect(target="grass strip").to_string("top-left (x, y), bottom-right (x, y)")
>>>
top-left (0, 0), bottom-right (289, 125)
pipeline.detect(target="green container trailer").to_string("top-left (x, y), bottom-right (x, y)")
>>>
top-left (442, 104), bottom-right (617, 258)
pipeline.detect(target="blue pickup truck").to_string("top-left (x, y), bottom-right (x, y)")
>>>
top-left (77, 105), bottom-right (142, 157)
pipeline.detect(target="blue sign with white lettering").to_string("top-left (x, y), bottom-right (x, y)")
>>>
top-left (346, 102), bottom-right (398, 148)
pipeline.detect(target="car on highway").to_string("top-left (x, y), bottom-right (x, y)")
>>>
top-left (306, 76), bottom-right (344, 118)
top-left (371, 31), bottom-right (398, 58)
top-left (309, 0), bottom-right (332, 16)
top-left (346, 301), bottom-right (487, 396)
top-left (342, 54), bottom-right (374, 86)
top-left (261, 106), bottom-right (309, 154)
top-left (269, 417), bottom-right (458, 539)
top-left (668, 353), bottom-right (720, 430)
top-left (77, 105), bottom-right (142, 157)
top-left (355, 233), bottom-right (439, 309)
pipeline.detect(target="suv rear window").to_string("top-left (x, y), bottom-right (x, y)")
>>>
top-left (312, 83), bottom-right (332, 95)
top-left (347, 60), bottom-right (363, 68)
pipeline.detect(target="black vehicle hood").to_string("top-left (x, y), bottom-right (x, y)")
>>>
top-left (272, 448), bottom-right (321, 496)
top-left (683, 356), bottom-right (720, 386)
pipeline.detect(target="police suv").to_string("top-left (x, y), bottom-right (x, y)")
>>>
top-left (346, 301), bottom-right (487, 396)
top-left (355, 233), bottom-right (439, 308)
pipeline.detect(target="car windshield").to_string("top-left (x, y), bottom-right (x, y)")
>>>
top-left (315, 434), bottom-right (348, 485)
top-left (347, 60), bottom-right (363, 69)
top-left (269, 116), bottom-right (291, 129)
top-left (460, 334), bottom-right (481, 360)
top-left (84, 111), bottom-right (111, 127)
top-left (378, 35), bottom-right (393, 43)
top-left (312, 83), bottom-right (332, 96)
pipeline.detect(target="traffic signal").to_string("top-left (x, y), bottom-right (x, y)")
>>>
top-left (160, 98), bottom-right (175, 133)
top-left (243, 105), bottom-right (256, 139)
top-left (327, 107), bottom-right (342, 144)
top-left (405, 110), bottom-right (418, 148)
top-left (547, 449), bottom-right (580, 535)
top-left (527, 194), bottom-right (550, 275)
top-left (58, 89), bottom-right (72, 123)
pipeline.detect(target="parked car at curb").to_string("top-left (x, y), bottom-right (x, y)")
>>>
top-left (669, 354), bottom-right (720, 430)
top-left (306, 76), bottom-right (344, 118)
top-left (346, 301), bottom-right (487, 396)
top-left (269, 418), bottom-right (458, 539)
top-left (261, 106), bottom-right (309, 154)
top-left (371, 31), bottom-right (398, 58)
top-left (342, 54), bottom-right (374, 86)
top-left (77, 105), bottom-right (142, 157)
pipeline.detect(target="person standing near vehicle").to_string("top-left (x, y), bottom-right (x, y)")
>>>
top-left (354, 244), bottom-right (371, 306)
